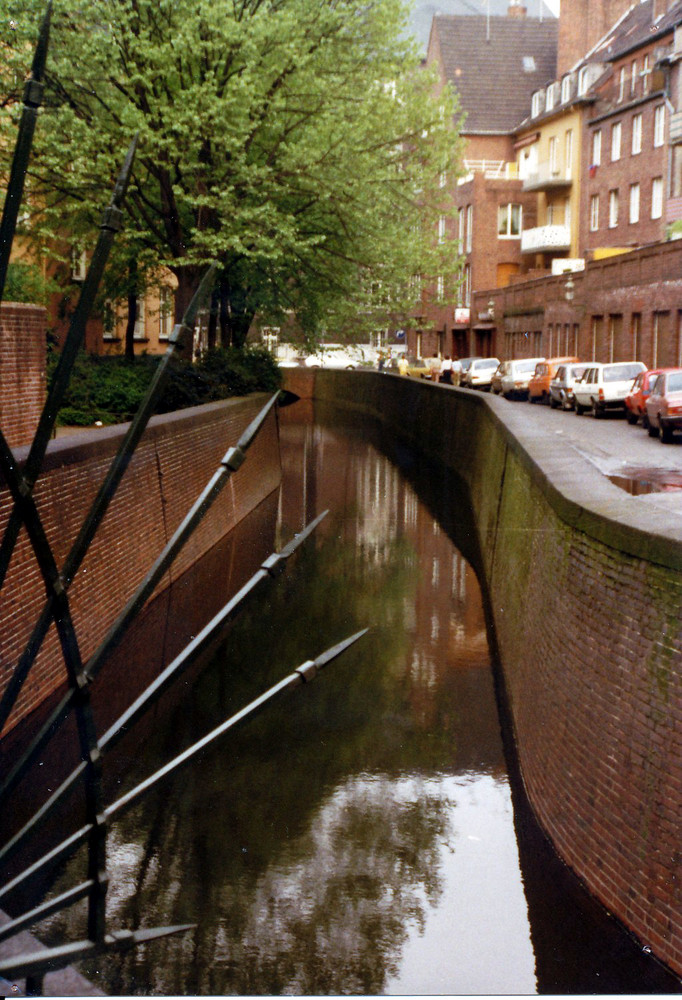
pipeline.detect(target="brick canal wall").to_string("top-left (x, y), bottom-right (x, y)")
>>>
top-left (291, 367), bottom-right (682, 979)
top-left (0, 395), bottom-right (281, 733)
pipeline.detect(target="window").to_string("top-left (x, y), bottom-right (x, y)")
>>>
top-left (438, 216), bottom-right (446, 243)
top-left (549, 135), bottom-right (558, 174)
top-left (561, 75), bottom-right (572, 103)
top-left (609, 188), bottom-right (619, 228)
top-left (546, 82), bottom-right (558, 111)
top-left (590, 194), bottom-right (599, 231)
top-left (458, 207), bottom-right (464, 251)
top-left (631, 59), bottom-right (638, 94)
top-left (71, 247), bottom-right (87, 282)
top-left (439, 170), bottom-right (447, 188)
top-left (547, 202), bottom-right (555, 225)
top-left (465, 205), bottom-right (472, 252)
top-left (578, 66), bottom-right (590, 95)
top-left (651, 176), bottom-right (663, 219)
top-left (642, 55), bottom-right (650, 95)
top-left (592, 129), bottom-right (602, 166)
top-left (437, 275), bottom-right (444, 298)
top-left (159, 287), bottom-right (173, 339)
top-left (632, 113), bottom-right (642, 154)
top-left (463, 264), bottom-right (471, 306)
top-left (654, 105), bottom-right (665, 147)
top-left (523, 55), bottom-right (537, 73)
top-left (565, 129), bottom-right (573, 178)
top-left (611, 122), bottom-right (622, 161)
top-left (629, 182), bottom-right (640, 224)
top-left (498, 203), bottom-right (522, 237)
top-left (532, 90), bottom-right (543, 117)
top-left (564, 196), bottom-right (571, 231)
top-left (618, 66), bottom-right (626, 101)
top-left (133, 298), bottom-right (146, 340)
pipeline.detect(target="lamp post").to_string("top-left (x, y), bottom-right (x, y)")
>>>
top-left (488, 297), bottom-right (495, 320)
top-left (564, 275), bottom-right (574, 303)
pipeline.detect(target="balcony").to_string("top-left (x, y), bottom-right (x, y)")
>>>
top-left (523, 165), bottom-right (573, 192)
top-left (670, 112), bottom-right (682, 145)
top-left (521, 225), bottom-right (571, 254)
top-left (458, 160), bottom-right (518, 184)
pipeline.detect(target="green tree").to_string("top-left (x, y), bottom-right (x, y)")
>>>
top-left (0, 0), bottom-right (463, 347)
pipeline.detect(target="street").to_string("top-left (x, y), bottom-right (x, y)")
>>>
top-left (487, 392), bottom-right (682, 503)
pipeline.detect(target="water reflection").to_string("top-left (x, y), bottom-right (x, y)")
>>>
top-left (29, 400), bottom-right (681, 994)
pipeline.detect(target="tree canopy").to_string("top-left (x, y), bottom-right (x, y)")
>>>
top-left (0, 0), bottom-right (463, 346)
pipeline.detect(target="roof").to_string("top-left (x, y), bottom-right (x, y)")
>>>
top-left (585, 0), bottom-right (682, 65)
top-left (409, 0), bottom-right (555, 52)
top-left (430, 14), bottom-right (558, 132)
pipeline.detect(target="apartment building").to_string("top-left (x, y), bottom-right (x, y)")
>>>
top-left (413, 5), bottom-right (557, 360)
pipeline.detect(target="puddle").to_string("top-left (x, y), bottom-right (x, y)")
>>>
top-left (609, 467), bottom-right (682, 495)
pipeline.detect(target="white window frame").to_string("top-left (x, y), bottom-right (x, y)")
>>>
top-left (549, 135), bottom-right (558, 175)
top-left (632, 113), bottom-right (642, 155)
top-left (642, 55), bottom-right (650, 95)
top-left (463, 263), bottom-right (471, 306)
top-left (578, 66), bottom-right (590, 96)
top-left (532, 90), bottom-right (543, 117)
top-left (497, 203), bottom-right (522, 238)
top-left (631, 59), bottom-right (638, 94)
top-left (611, 122), bottom-right (622, 161)
top-left (465, 205), bottom-right (472, 253)
top-left (133, 297), bottom-right (146, 340)
top-left (438, 215), bottom-right (446, 243)
top-left (592, 129), bottom-right (602, 166)
top-left (71, 248), bottom-right (87, 282)
top-left (565, 129), bottom-right (573, 178)
top-left (561, 75), bottom-right (572, 103)
top-left (458, 207), bottom-right (464, 251)
top-left (159, 287), bottom-right (173, 340)
top-left (651, 176), bottom-right (663, 219)
top-left (654, 105), bottom-right (665, 147)
top-left (629, 182), bottom-right (640, 224)
top-left (618, 66), bottom-right (626, 101)
top-left (609, 188), bottom-right (619, 228)
top-left (437, 275), bottom-right (444, 299)
top-left (590, 195), bottom-right (599, 231)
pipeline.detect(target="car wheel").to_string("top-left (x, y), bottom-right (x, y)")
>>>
top-left (661, 424), bottom-right (674, 444)
top-left (626, 410), bottom-right (638, 425)
top-left (549, 395), bottom-right (558, 409)
top-left (648, 420), bottom-right (659, 438)
top-left (575, 400), bottom-right (584, 415)
top-left (642, 414), bottom-right (650, 430)
top-left (591, 399), bottom-right (603, 419)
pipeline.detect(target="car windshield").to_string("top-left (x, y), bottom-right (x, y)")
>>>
top-left (516, 360), bottom-right (538, 373)
top-left (570, 365), bottom-right (586, 378)
top-left (667, 372), bottom-right (682, 393)
top-left (603, 363), bottom-right (643, 382)
top-left (477, 359), bottom-right (498, 370)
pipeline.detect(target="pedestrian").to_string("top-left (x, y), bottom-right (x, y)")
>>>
top-left (398, 355), bottom-right (409, 376)
top-left (451, 356), bottom-right (462, 386)
top-left (439, 355), bottom-right (454, 384)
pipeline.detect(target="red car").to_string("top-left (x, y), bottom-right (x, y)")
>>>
top-left (625, 368), bottom-right (673, 425)
top-left (644, 368), bottom-right (682, 442)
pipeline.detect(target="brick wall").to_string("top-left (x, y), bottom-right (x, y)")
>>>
top-left (0, 303), bottom-right (46, 449)
top-left (0, 395), bottom-right (282, 733)
top-left (301, 367), bottom-right (682, 978)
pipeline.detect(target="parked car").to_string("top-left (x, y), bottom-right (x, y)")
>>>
top-left (573, 361), bottom-right (646, 417)
top-left (460, 357), bottom-right (501, 390)
top-left (644, 368), bottom-right (682, 442)
top-left (625, 368), bottom-right (671, 425)
top-left (500, 357), bottom-right (545, 400)
top-left (458, 356), bottom-right (482, 380)
top-left (491, 360), bottom-right (512, 395)
top-left (548, 362), bottom-right (587, 410)
top-left (529, 356), bottom-right (580, 404)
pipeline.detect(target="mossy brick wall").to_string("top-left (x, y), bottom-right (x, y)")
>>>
top-left (0, 303), bottom-right (46, 449)
top-left (293, 367), bottom-right (682, 978)
top-left (0, 395), bottom-right (281, 733)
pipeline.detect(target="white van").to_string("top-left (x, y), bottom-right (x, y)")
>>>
top-left (573, 361), bottom-right (646, 417)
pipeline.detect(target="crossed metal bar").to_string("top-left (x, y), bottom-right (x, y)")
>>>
top-left (0, 7), bottom-right (366, 993)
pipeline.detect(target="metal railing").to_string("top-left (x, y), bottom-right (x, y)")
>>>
top-left (0, 6), bottom-right (365, 993)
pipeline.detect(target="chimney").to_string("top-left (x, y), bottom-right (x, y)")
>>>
top-left (508, 0), bottom-right (527, 17)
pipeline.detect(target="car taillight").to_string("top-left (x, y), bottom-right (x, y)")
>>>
top-left (599, 388), bottom-right (605, 401)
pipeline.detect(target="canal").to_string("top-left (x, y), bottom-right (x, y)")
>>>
top-left (26, 397), bottom-right (681, 994)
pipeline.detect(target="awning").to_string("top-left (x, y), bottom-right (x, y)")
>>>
top-left (473, 321), bottom-right (495, 330)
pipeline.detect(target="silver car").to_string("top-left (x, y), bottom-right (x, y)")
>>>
top-left (549, 363), bottom-right (587, 410)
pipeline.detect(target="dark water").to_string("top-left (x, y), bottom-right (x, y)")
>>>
top-left (21, 400), bottom-right (681, 994)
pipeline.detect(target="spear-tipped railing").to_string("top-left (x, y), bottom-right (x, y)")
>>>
top-left (0, 8), bottom-right (365, 995)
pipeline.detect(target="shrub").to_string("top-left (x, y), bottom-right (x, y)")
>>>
top-left (48, 346), bottom-right (282, 426)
